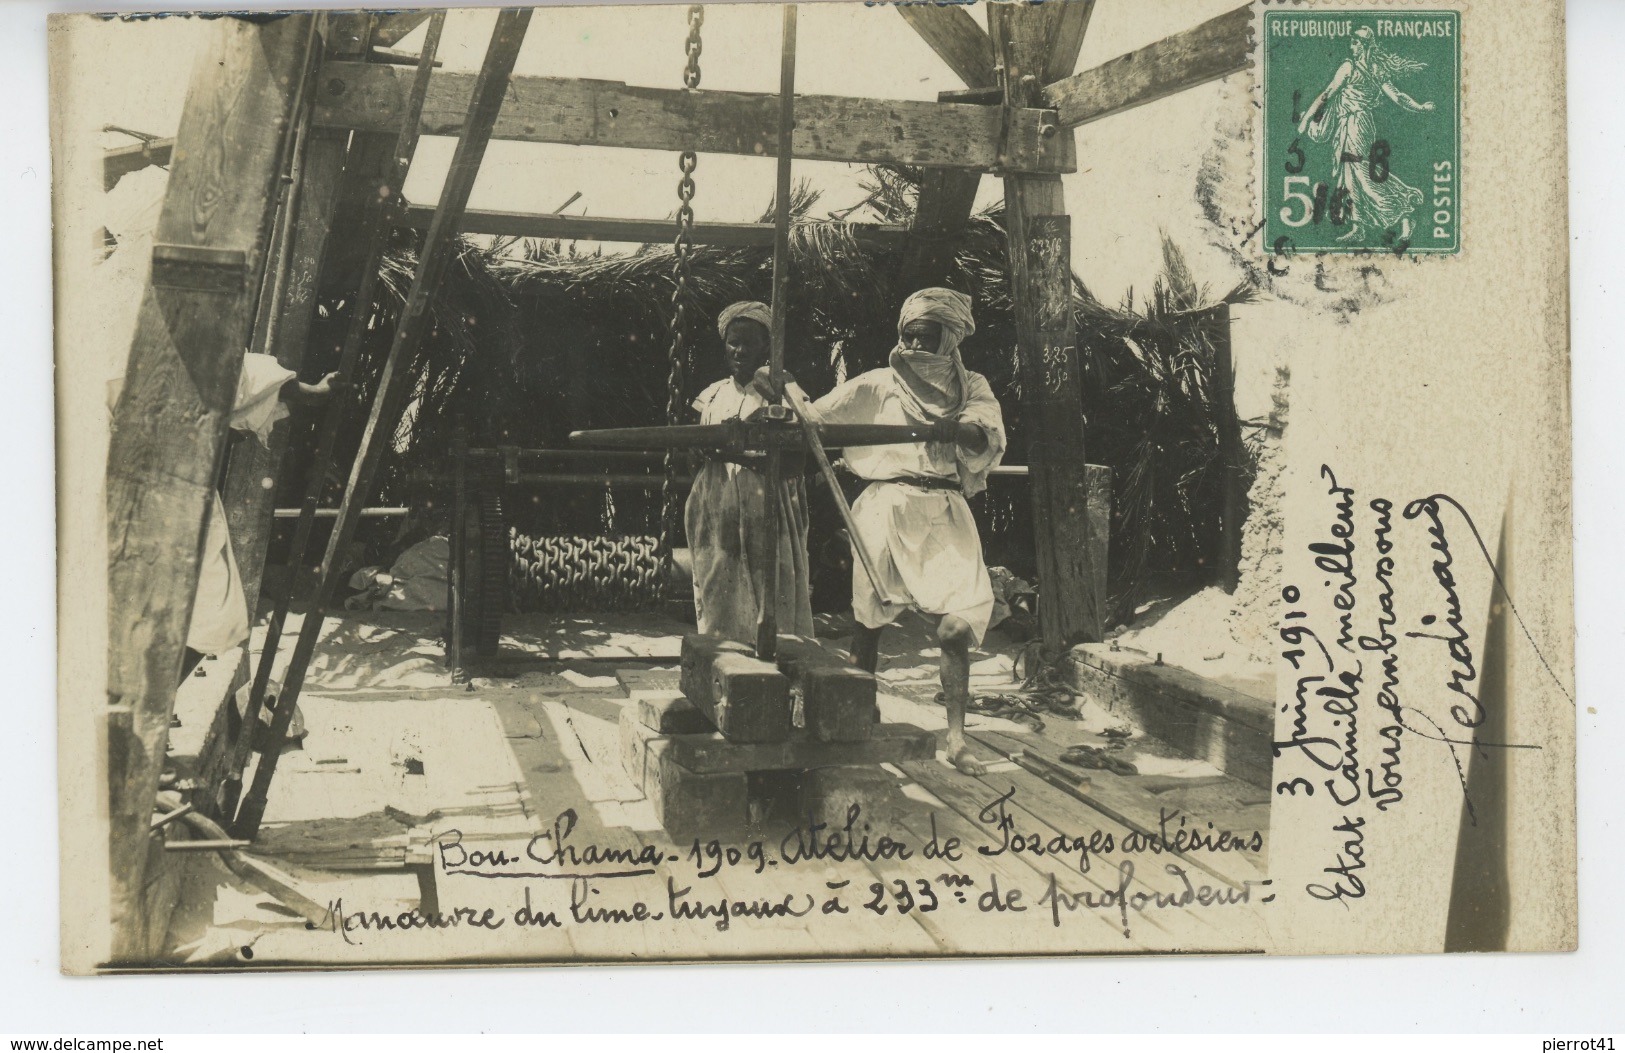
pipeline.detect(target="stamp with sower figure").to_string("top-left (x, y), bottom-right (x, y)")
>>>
top-left (1262, 9), bottom-right (1461, 256)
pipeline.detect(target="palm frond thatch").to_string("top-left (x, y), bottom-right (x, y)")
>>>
top-left (280, 169), bottom-right (1259, 623)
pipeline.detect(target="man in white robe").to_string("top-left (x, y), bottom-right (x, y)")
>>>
top-left (181, 353), bottom-right (336, 681)
top-left (760, 288), bottom-right (1006, 774)
top-left (684, 301), bottom-right (815, 644)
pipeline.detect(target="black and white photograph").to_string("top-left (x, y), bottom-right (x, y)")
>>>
top-left (48, 0), bottom-right (1577, 975)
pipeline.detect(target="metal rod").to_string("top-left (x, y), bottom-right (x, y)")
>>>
top-left (757, 4), bottom-right (797, 662)
top-left (149, 801), bottom-right (194, 832)
top-left (570, 421), bottom-right (943, 450)
top-left (234, 10), bottom-right (531, 841)
top-left (256, 40), bottom-right (319, 361)
top-left (459, 446), bottom-right (1036, 471)
top-left (164, 839), bottom-right (254, 852)
top-left (273, 507), bottom-right (410, 518)
top-left (245, 18), bottom-right (322, 357)
top-left (449, 429), bottom-right (467, 682)
top-left (223, 11), bottom-right (449, 822)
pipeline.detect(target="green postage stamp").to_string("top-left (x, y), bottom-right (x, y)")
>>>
top-left (1261, 9), bottom-right (1461, 255)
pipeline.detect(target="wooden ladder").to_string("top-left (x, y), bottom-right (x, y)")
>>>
top-left (228, 9), bottom-right (536, 841)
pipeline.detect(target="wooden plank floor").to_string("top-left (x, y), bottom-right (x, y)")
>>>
top-left (166, 611), bottom-right (1271, 965)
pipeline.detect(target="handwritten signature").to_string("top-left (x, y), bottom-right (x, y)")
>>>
top-left (1276, 466), bottom-right (1556, 905)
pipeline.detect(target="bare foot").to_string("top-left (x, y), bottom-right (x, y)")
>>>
top-left (944, 745), bottom-right (987, 776)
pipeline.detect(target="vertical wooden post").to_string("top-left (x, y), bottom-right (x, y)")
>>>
top-left (990, 2), bottom-right (1103, 650)
top-left (758, 5), bottom-right (797, 663)
top-left (104, 14), bottom-right (316, 963)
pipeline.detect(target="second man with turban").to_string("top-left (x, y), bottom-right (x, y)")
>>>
top-left (684, 301), bottom-right (816, 644)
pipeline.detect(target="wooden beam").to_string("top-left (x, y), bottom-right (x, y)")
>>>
top-left (895, 4), bottom-right (996, 88)
top-left (758, 4), bottom-right (799, 661)
top-left (371, 11), bottom-right (436, 48)
top-left (991, 2), bottom-right (1104, 651)
top-left (899, 164), bottom-right (982, 294)
top-left (1041, 4), bottom-right (1252, 129)
top-left (103, 138), bottom-right (173, 191)
top-left (312, 61), bottom-right (1074, 175)
top-left (104, 14), bottom-right (315, 964)
top-left (893, 2), bottom-right (1000, 295)
top-left (220, 129), bottom-right (350, 617)
top-left (1043, 0), bottom-right (1098, 84)
top-left (397, 204), bottom-right (910, 248)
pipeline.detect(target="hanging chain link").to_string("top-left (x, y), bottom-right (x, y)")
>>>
top-left (682, 5), bottom-right (704, 89)
top-left (658, 4), bottom-right (705, 585)
top-left (510, 532), bottom-right (665, 611)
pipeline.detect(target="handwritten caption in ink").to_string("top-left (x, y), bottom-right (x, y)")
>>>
top-left (1275, 464), bottom-right (1538, 905)
top-left (321, 792), bottom-right (1269, 945)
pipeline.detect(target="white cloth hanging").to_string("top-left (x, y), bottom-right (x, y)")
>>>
top-left (186, 353), bottom-right (297, 654)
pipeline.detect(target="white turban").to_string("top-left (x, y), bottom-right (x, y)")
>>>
top-left (897, 287), bottom-right (976, 354)
top-left (716, 301), bottom-right (772, 339)
top-left (890, 288), bottom-right (974, 420)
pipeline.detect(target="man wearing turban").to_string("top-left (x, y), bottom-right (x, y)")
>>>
top-left (758, 288), bottom-right (1006, 774)
top-left (684, 301), bottom-right (815, 644)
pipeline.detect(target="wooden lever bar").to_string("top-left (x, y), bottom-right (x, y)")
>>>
top-left (780, 384), bottom-right (897, 607)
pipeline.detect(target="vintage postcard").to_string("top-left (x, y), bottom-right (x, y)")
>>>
top-left (51, 0), bottom-right (1575, 972)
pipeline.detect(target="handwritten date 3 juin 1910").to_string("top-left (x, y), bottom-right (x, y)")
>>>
top-left (1275, 464), bottom-right (1535, 905)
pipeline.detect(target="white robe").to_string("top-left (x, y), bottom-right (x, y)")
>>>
top-left (186, 353), bottom-right (297, 655)
top-left (684, 378), bottom-right (815, 644)
top-left (801, 367), bottom-right (1007, 644)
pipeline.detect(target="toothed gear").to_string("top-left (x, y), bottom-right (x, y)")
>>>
top-left (458, 487), bottom-right (507, 656)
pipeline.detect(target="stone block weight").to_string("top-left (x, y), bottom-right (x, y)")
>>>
top-left (679, 634), bottom-right (791, 743)
top-left (775, 634), bottom-right (876, 742)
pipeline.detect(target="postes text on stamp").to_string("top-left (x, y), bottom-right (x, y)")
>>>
top-left (1262, 9), bottom-right (1461, 256)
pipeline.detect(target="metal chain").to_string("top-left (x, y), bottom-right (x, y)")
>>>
top-left (509, 534), bottom-right (664, 611)
top-left (682, 5), bottom-right (704, 89)
top-left (601, 480), bottom-right (617, 537)
top-left (658, 4), bottom-right (705, 584)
